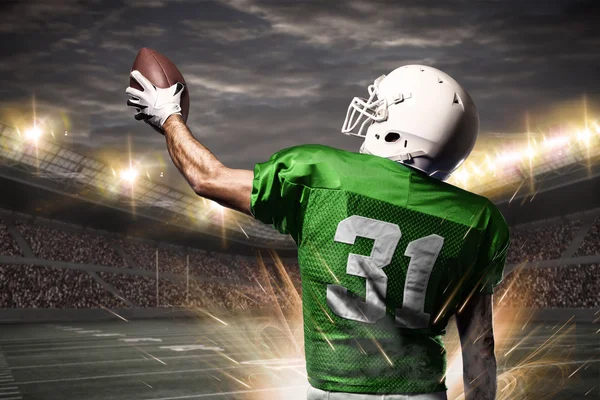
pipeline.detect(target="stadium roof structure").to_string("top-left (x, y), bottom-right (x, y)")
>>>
top-left (0, 122), bottom-right (296, 250)
top-left (1, 119), bottom-right (599, 249)
top-left (447, 124), bottom-right (600, 204)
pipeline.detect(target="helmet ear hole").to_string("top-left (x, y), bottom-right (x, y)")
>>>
top-left (384, 132), bottom-right (401, 143)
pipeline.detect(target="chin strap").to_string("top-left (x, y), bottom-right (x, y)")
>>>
top-left (359, 144), bottom-right (426, 162)
top-left (386, 150), bottom-right (427, 162)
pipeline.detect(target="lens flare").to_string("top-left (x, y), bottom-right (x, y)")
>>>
top-left (120, 167), bottom-right (138, 183)
top-left (24, 126), bottom-right (42, 141)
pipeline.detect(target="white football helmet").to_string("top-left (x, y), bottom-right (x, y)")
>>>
top-left (342, 65), bottom-right (479, 181)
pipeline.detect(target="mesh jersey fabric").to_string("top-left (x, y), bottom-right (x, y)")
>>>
top-left (250, 144), bottom-right (509, 395)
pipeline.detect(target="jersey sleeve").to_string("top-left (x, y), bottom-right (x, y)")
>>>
top-left (250, 146), bottom-right (315, 240)
top-left (477, 202), bottom-right (510, 294)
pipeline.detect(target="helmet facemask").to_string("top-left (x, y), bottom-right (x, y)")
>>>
top-left (341, 75), bottom-right (388, 138)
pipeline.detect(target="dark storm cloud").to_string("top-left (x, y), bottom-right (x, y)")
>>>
top-left (1, 0), bottom-right (599, 191)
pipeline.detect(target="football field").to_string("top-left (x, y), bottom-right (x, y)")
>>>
top-left (0, 315), bottom-right (597, 400)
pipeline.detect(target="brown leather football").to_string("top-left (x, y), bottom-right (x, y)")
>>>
top-left (130, 47), bottom-right (190, 122)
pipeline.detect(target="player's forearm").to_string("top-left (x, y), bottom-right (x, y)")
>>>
top-left (461, 343), bottom-right (497, 400)
top-left (456, 292), bottom-right (497, 400)
top-left (163, 114), bottom-right (224, 197)
top-left (162, 114), bottom-right (254, 215)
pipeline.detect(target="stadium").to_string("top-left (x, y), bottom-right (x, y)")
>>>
top-left (1, 1), bottom-right (600, 398)
top-left (0, 107), bottom-right (599, 400)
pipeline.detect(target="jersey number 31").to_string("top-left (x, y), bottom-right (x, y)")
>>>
top-left (326, 215), bottom-right (444, 329)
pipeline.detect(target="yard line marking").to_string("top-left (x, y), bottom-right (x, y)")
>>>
top-left (8, 351), bottom-right (263, 369)
top-left (1, 347), bottom-right (258, 362)
top-left (498, 358), bottom-right (600, 370)
top-left (0, 328), bottom-right (288, 343)
top-left (14, 365), bottom-right (254, 385)
top-left (159, 345), bottom-right (223, 352)
top-left (93, 334), bottom-right (125, 337)
top-left (3, 342), bottom-right (180, 354)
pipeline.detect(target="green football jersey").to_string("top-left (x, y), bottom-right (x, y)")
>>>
top-left (250, 144), bottom-right (510, 395)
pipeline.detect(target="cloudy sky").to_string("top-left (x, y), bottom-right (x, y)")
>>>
top-left (1, 0), bottom-right (599, 192)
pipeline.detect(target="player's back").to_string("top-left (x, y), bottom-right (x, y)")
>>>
top-left (250, 144), bottom-right (510, 396)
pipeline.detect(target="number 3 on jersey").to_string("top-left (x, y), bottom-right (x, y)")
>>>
top-left (326, 215), bottom-right (444, 329)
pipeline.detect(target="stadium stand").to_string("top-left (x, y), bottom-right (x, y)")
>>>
top-left (498, 264), bottom-right (599, 308)
top-left (0, 219), bottom-right (22, 257)
top-left (14, 220), bottom-right (127, 267)
top-left (0, 265), bottom-right (128, 309)
top-left (1, 212), bottom-right (599, 310)
top-left (575, 216), bottom-right (600, 256)
top-left (507, 220), bottom-right (582, 264)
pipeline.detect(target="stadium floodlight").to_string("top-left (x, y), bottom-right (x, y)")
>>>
top-left (453, 168), bottom-right (469, 184)
top-left (543, 135), bottom-right (569, 149)
top-left (496, 151), bottom-right (522, 165)
top-left (525, 146), bottom-right (536, 160)
top-left (24, 126), bottom-right (42, 141)
top-left (577, 128), bottom-right (592, 146)
top-left (120, 167), bottom-right (138, 184)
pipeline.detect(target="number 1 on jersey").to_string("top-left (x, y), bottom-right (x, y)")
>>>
top-left (326, 215), bottom-right (444, 329)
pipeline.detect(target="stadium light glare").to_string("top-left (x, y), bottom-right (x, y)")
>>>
top-left (24, 126), bottom-right (42, 141)
top-left (577, 128), bottom-right (592, 146)
top-left (120, 168), bottom-right (138, 183)
top-left (543, 135), bottom-right (569, 148)
top-left (485, 155), bottom-right (495, 171)
top-left (525, 146), bottom-right (536, 160)
top-left (496, 151), bottom-right (522, 164)
top-left (454, 169), bottom-right (469, 183)
top-left (471, 164), bottom-right (484, 176)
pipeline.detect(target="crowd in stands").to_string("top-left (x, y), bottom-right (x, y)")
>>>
top-left (507, 220), bottom-right (582, 264)
top-left (497, 264), bottom-right (599, 308)
top-left (0, 215), bottom-right (599, 310)
top-left (0, 265), bottom-right (126, 308)
top-left (14, 220), bottom-right (126, 267)
top-left (0, 221), bottom-right (22, 257)
top-left (575, 216), bottom-right (600, 257)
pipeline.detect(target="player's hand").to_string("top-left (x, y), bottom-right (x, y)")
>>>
top-left (126, 70), bottom-right (184, 133)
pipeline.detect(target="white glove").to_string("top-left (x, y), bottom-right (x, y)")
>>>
top-left (126, 70), bottom-right (184, 132)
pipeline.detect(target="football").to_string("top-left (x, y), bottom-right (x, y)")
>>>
top-left (130, 47), bottom-right (190, 122)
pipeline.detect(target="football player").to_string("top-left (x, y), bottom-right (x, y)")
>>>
top-left (126, 65), bottom-right (509, 400)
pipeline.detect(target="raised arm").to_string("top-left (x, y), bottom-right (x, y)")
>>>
top-left (455, 292), bottom-right (497, 400)
top-left (162, 114), bottom-right (254, 216)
